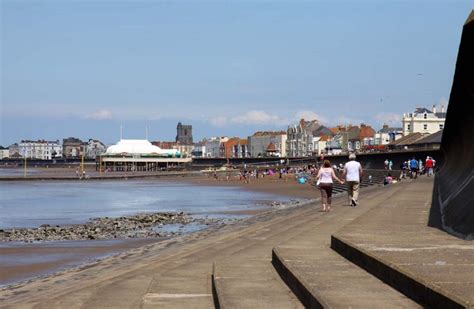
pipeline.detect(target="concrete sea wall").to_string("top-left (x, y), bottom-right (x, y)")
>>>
top-left (430, 11), bottom-right (474, 239)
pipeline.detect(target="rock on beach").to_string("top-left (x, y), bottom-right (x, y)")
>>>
top-left (0, 212), bottom-right (222, 243)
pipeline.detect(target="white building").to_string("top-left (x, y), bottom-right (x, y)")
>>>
top-left (374, 125), bottom-right (403, 145)
top-left (248, 131), bottom-right (287, 157)
top-left (286, 119), bottom-right (321, 157)
top-left (204, 137), bottom-right (229, 158)
top-left (0, 146), bottom-right (9, 159)
top-left (8, 143), bottom-right (20, 158)
top-left (191, 143), bottom-right (206, 158)
top-left (311, 136), bottom-right (332, 156)
top-left (402, 106), bottom-right (446, 136)
top-left (101, 139), bottom-right (190, 172)
top-left (86, 139), bottom-right (106, 159)
top-left (19, 140), bottom-right (62, 160)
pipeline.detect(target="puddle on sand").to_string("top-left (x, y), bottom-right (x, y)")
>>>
top-left (152, 222), bottom-right (207, 234)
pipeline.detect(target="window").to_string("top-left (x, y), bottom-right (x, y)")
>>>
top-left (439, 124), bottom-right (444, 129)
top-left (424, 113), bottom-right (427, 119)
top-left (407, 124), bottom-right (411, 131)
top-left (423, 124), bottom-right (428, 130)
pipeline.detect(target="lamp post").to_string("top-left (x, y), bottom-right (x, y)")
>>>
top-left (24, 155), bottom-right (27, 178)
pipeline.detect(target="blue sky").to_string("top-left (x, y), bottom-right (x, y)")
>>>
top-left (1, 1), bottom-right (472, 145)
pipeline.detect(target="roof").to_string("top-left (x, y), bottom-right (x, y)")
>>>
top-left (435, 112), bottom-right (447, 118)
top-left (302, 119), bottom-right (320, 132)
top-left (106, 139), bottom-right (179, 155)
top-left (319, 135), bottom-right (331, 142)
top-left (312, 126), bottom-right (334, 137)
top-left (63, 137), bottom-right (83, 143)
top-left (415, 107), bottom-right (433, 114)
top-left (252, 131), bottom-right (286, 137)
top-left (329, 125), bottom-right (351, 134)
top-left (388, 133), bottom-right (425, 146)
top-left (411, 130), bottom-right (443, 145)
top-left (347, 126), bottom-right (361, 140)
top-left (266, 142), bottom-right (277, 152)
top-left (20, 140), bottom-right (60, 144)
top-left (359, 125), bottom-right (376, 139)
top-left (10, 153), bottom-right (22, 158)
top-left (378, 126), bottom-right (403, 133)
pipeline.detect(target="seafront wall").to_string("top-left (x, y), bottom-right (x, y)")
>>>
top-left (193, 149), bottom-right (442, 170)
top-left (430, 11), bottom-right (474, 239)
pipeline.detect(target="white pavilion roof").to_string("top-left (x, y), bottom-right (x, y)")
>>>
top-left (106, 139), bottom-right (163, 155)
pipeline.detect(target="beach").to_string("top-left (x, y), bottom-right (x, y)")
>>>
top-left (0, 170), bottom-right (318, 287)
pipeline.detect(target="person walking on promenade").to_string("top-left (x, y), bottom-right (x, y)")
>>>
top-left (409, 157), bottom-right (418, 179)
top-left (316, 160), bottom-right (344, 212)
top-left (343, 153), bottom-right (363, 207)
top-left (425, 156), bottom-right (434, 177)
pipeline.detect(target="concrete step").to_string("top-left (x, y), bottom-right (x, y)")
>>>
top-left (212, 261), bottom-right (304, 309)
top-left (271, 181), bottom-right (421, 308)
top-left (273, 246), bottom-right (419, 308)
top-left (331, 177), bottom-right (474, 308)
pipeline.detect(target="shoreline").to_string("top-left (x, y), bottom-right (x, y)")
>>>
top-left (0, 175), bottom-right (316, 287)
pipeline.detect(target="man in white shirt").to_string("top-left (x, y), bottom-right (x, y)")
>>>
top-left (343, 153), bottom-right (363, 206)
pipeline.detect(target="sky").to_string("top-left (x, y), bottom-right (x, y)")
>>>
top-left (1, 0), bottom-right (472, 146)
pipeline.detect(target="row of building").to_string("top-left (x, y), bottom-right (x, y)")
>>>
top-left (0, 122), bottom-right (194, 160)
top-left (189, 105), bottom-right (446, 158)
top-left (0, 106), bottom-right (446, 160)
top-left (0, 138), bottom-right (107, 160)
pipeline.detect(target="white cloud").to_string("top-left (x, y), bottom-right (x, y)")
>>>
top-left (210, 116), bottom-right (228, 127)
top-left (374, 113), bottom-right (402, 126)
top-left (333, 115), bottom-right (365, 126)
top-left (86, 109), bottom-right (113, 120)
top-left (231, 110), bottom-right (280, 125)
top-left (208, 110), bottom-right (283, 127)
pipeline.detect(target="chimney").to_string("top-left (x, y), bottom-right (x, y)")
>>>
top-left (441, 105), bottom-right (445, 113)
top-left (432, 105), bottom-right (436, 113)
top-left (383, 124), bottom-right (389, 130)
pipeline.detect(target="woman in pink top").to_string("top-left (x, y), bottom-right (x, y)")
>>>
top-left (316, 160), bottom-right (344, 212)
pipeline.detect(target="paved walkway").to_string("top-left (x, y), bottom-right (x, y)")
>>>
top-left (333, 176), bottom-right (474, 308)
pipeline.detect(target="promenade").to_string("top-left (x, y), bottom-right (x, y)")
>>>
top-left (1, 176), bottom-right (471, 308)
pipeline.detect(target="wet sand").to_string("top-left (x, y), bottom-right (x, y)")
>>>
top-left (0, 238), bottom-right (159, 287)
top-left (0, 171), bottom-right (317, 287)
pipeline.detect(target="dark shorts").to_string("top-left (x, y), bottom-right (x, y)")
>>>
top-left (319, 183), bottom-right (333, 197)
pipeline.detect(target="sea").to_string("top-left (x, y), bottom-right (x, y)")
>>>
top-left (0, 179), bottom-right (293, 286)
top-left (0, 179), bottom-right (291, 228)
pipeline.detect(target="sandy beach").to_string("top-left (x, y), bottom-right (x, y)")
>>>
top-left (0, 171), bottom-right (318, 287)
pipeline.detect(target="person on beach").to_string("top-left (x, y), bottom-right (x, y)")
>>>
top-left (343, 154), bottom-right (363, 207)
top-left (316, 160), bottom-right (344, 212)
